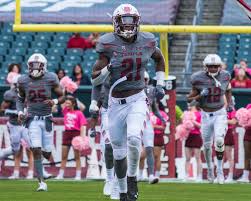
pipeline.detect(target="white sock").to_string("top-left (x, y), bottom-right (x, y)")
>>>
top-left (106, 168), bottom-right (114, 181)
top-left (155, 171), bottom-right (160, 178)
top-left (117, 177), bottom-right (127, 193)
top-left (217, 159), bottom-right (223, 173)
top-left (13, 170), bottom-right (19, 177)
top-left (139, 169), bottom-right (143, 177)
top-left (58, 169), bottom-right (64, 177)
top-left (0, 147), bottom-right (13, 159)
top-left (243, 170), bottom-right (249, 178)
top-left (27, 170), bottom-right (33, 176)
top-left (228, 172), bottom-right (233, 179)
top-left (76, 170), bottom-right (81, 178)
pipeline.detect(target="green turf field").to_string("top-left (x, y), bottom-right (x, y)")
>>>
top-left (0, 180), bottom-right (250, 201)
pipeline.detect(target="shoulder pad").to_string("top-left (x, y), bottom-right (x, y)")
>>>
top-left (190, 71), bottom-right (205, 85)
top-left (98, 33), bottom-right (116, 44)
top-left (140, 32), bottom-right (155, 40)
top-left (17, 74), bottom-right (29, 85)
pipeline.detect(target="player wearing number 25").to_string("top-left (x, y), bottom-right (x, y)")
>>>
top-left (16, 53), bottom-right (65, 192)
top-left (187, 54), bottom-right (232, 185)
top-left (91, 3), bottom-right (166, 201)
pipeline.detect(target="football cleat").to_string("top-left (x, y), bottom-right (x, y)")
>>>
top-left (55, 174), bottom-right (63, 180)
top-left (103, 180), bottom-right (112, 196)
top-left (110, 179), bottom-right (120, 200)
top-left (237, 175), bottom-right (250, 183)
top-left (120, 193), bottom-right (128, 201)
top-left (225, 175), bottom-right (233, 183)
top-left (149, 174), bottom-right (159, 184)
top-left (37, 182), bottom-right (47, 192)
top-left (207, 169), bottom-right (214, 184)
top-left (74, 175), bottom-right (81, 181)
top-left (215, 172), bottom-right (224, 185)
top-left (127, 176), bottom-right (138, 201)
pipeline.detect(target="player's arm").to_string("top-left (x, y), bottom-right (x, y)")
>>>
top-left (53, 84), bottom-right (65, 105)
top-left (225, 83), bottom-right (234, 111)
top-left (151, 48), bottom-right (166, 99)
top-left (152, 99), bottom-right (166, 123)
top-left (91, 53), bottom-right (110, 86)
top-left (187, 86), bottom-right (201, 102)
top-left (16, 85), bottom-right (26, 123)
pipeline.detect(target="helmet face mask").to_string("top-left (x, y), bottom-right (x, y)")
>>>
top-left (27, 53), bottom-right (47, 78)
top-left (203, 54), bottom-right (222, 77)
top-left (113, 4), bottom-right (140, 39)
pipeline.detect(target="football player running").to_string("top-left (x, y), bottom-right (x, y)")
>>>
top-left (16, 53), bottom-right (65, 191)
top-left (187, 54), bottom-right (232, 184)
top-left (89, 76), bottom-right (120, 200)
top-left (138, 72), bottom-right (166, 184)
top-left (92, 4), bottom-right (165, 201)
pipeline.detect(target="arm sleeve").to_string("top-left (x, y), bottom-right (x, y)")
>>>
top-left (91, 85), bottom-right (102, 102)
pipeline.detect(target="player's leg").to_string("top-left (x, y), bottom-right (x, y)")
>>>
top-left (214, 113), bottom-right (228, 184)
top-left (138, 147), bottom-right (146, 181)
top-left (108, 105), bottom-right (127, 199)
top-left (26, 148), bottom-right (34, 179)
top-left (185, 147), bottom-right (193, 180)
top-left (101, 107), bottom-right (115, 196)
top-left (127, 100), bottom-right (148, 200)
top-left (56, 145), bottom-right (70, 179)
top-left (224, 145), bottom-right (234, 182)
top-left (153, 146), bottom-right (162, 178)
top-left (201, 114), bottom-right (214, 182)
top-left (194, 148), bottom-right (202, 182)
top-left (73, 148), bottom-right (81, 180)
top-left (29, 120), bottom-right (47, 191)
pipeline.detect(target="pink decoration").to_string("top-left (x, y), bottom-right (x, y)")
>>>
top-left (175, 124), bottom-right (189, 141)
top-left (60, 76), bottom-right (78, 93)
top-left (236, 108), bottom-right (251, 127)
top-left (20, 139), bottom-right (29, 149)
top-left (183, 120), bottom-right (194, 130)
top-left (182, 111), bottom-right (196, 122)
top-left (72, 136), bottom-right (91, 156)
top-left (6, 72), bottom-right (18, 84)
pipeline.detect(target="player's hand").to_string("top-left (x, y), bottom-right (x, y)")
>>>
top-left (89, 128), bottom-right (97, 138)
top-left (200, 88), bottom-right (209, 97)
top-left (154, 85), bottom-right (165, 100)
top-left (226, 104), bottom-right (234, 112)
top-left (44, 99), bottom-right (55, 107)
top-left (18, 112), bottom-right (25, 124)
top-left (89, 100), bottom-right (99, 115)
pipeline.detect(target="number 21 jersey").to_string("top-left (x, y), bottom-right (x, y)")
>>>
top-left (96, 32), bottom-right (157, 92)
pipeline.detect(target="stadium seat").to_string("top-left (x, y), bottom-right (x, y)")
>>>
top-left (47, 48), bottom-right (65, 56)
top-left (15, 34), bottom-right (33, 42)
top-left (47, 61), bottom-right (60, 71)
top-left (66, 48), bottom-right (84, 56)
top-left (63, 55), bottom-right (82, 63)
top-left (5, 55), bottom-right (23, 63)
top-left (0, 35), bottom-right (14, 43)
top-left (9, 48), bottom-right (26, 56)
top-left (27, 48), bottom-right (46, 56)
top-left (61, 61), bottom-right (76, 69)
top-left (0, 41), bottom-right (10, 49)
top-left (0, 47), bottom-right (8, 55)
top-left (52, 41), bottom-right (67, 48)
top-left (34, 34), bottom-right (52, 42)
top-left (47, 55), bottom-right (62, 62)
top-left (12, 41), bottom-right (29, 49)
top-left (53, 34), bottom-right (69, 42)
top-left (31, 42), bottom-right (49, 49)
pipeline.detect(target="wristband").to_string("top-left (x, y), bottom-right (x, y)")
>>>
top-left (18, 111), bottom-right (24, 116)
top-left (53, 99), bottom-right (59, 105)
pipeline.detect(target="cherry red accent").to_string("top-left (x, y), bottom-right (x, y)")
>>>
top-left (135, 58), bottom-right (142, 81)
top-left (29, 89), bottom-right (47, 103)
top-left (120, 58), bottom-right (142, 81)
top-left (207, 87), bottom-right (221, 103)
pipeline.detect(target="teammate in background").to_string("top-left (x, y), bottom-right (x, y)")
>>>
top-left (0, 75), bottom-right (33, 178)
top-left (16, 53), bottom-right (65, 191)
top-left (56, 95), bottom-right (87, 180)
top-left (224, 96), bottom-right (237, 183)
top-left (237, 103), bottom-right (251, 183)
top-left (91, 4), bottom-right (165, 200)
top-left (187, 54), bottom-right (232, 184)
top-left (184, 104), bottom-right (202, 182)
top-left (138, 72), bottom-right (165, 184)
top-left (89, 76), bottom-right (120, 200)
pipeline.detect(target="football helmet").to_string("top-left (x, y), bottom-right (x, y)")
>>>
top-left (112, 4), bottom-right (140, 39)
top-left (203, 54), bottom-right (222, 77)
top-left (27, 53), bottom-right (47, 78)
